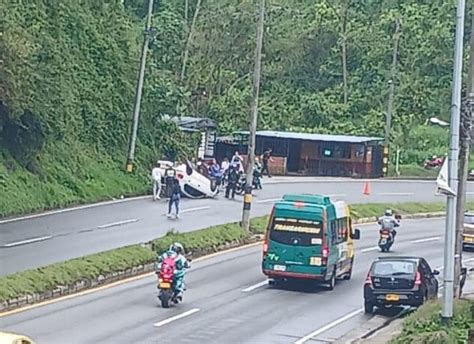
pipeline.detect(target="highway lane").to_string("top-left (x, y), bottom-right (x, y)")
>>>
top-left (2, 218), bottom-right (473, 344)
top-left (2, 178), bottom-right (474, 275)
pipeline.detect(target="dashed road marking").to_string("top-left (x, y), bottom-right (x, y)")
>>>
top-left (153, 308), bottom-right (200, 327)
top-left (242, 280), bottom-right (268, 292)
top-left (97, 219), bottom-right (138, 229)
top-left (3, 236), bottom-right (53, 248)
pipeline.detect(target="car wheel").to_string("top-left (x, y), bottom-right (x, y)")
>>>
top-left (326, 269), bottom-right (336, 290)
top-left (364, 301), bottom-right (374, 314)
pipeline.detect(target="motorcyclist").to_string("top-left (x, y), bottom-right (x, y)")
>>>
top-left (155, 242), bottom-right (189, 300)
top-left (225, 163), bottom-right (239, 199)
top-left (378, 209), bottom-right (400, 241)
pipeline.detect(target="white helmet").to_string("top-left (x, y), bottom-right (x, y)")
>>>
top-left (170, 242), bottom-right (184, 254)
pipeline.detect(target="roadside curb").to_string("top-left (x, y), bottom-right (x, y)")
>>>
top-left (0, 235), bottom-right (263, 315)
top-left (0, 211), bottom-right (445, 315)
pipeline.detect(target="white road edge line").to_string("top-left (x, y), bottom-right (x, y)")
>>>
top-left (153, 308), bottom-right (200, 327)
top-left (181, 206), bottom-right (211, 213)
top-left (3, 235), bottom-right (53, 248)
top-left (0, 196), bottom-right (149, 224)
top-left (97, 219), bottom-right (138, 229)
top-left (361, 246), bottom-right (379, 253)
top-left (242, 280), bottom-right (268, 292)
top-left (294, 308), bottom-right (363, 344)
top-left (256, 198), bottom-right (281, 204)
top-left (412, 236), bottom-right (441, 244)
top-left (377, 192), bottom-right (415, 196)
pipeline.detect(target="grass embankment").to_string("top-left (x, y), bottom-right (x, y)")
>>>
top-left (390, 300), bottom-right (474, 344)
top-left (0, 144), bottom-right (150, 218)
top-left (0, 202), bottom-right (465, 304)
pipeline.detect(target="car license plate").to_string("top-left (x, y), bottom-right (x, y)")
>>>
top-left (159, 282), bottom-right (171, 288)
top-left (274, 265), bottom-right (286, 271)
top-left (385, 294), bottom-right (400, 301)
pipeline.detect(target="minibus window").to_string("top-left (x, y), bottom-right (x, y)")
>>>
top-left (269, 216), bottom-right (323, 246)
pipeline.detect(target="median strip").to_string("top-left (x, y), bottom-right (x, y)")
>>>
top-left (0, 202), bottom-right (470, 314)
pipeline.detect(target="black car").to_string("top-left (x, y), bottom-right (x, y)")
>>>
top-left (363, 256), bottom-right (440, 314)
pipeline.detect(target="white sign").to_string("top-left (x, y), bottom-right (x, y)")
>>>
top-left (436, 158), bottom-right (456, 197)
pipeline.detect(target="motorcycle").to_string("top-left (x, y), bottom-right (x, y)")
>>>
top-left (235, 174), bottom-right (248, 195)
top-left (378, 228), bottom-right (394, 252)
top-left (378, 214), bottom-right (401, 252)
top-left (157, 257), bottom-right (192, 308)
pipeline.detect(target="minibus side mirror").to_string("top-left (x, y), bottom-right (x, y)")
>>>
top-left (351, 228), bottom-right (361, 240)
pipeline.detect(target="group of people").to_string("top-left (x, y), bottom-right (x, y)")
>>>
top-left (150, 148), bottom-right (274, 215)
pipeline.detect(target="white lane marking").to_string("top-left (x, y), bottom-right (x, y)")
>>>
top-left (361, 246), bottom-right (379, 253)
top-left (3, 235), bottom-right (53, 248)
top-left (181, 206), bottom-right (211, 213)
top-left (377, 192), bottom-right (414, 196)
top-left (328, 194), bottom-right (347, 197)
top-left (294, 308), bottom-right (363, 344)
top-left (412, 236), bottom-right (441, 244)
top-left (0, 196), bottom-right (149, 224)
top-left (97, 219), bottom-right (138, 229)
top-left (242, 280), bottom-right (268, 292)
top-left (153, 308), bottom-right (200, 327)
top-left (256, 198), bottom-right (281, 204)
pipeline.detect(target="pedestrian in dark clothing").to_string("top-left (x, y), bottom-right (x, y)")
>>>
top-left (167, 178), bottom-right (181, 219)
top-left (261, 148), bottom-right (273, 177)
top-left (225, 165), bottom-right (239, 199)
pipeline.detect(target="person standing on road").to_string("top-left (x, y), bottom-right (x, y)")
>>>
top-left (221, 157), bottom-right (230, 187)
top-left (152, 162), bottom-right (162, 201)
top-left (225, 164), bottom-right (239, 199)
top-left (253, 157), bottom-right (262, 190)
top-left (230, 151), bottom-right (244, 173)
top-left (167, 178), bottom-right (181, 219)
top-left (261, 148), bottom-right (273, 177)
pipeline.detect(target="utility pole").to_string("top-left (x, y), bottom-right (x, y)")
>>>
top-left (442, 0), bottom-right (465, 323)
top-left (241, 0), bottom-right (265, 232)
top-left (126, 0), bottom-right (154, 173)
top-left (454, 1), bottom-right (474, 298)
top-left (385, 19), bottom-right (401, 145)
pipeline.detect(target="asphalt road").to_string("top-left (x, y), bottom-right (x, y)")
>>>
top-left (1, 178), bottom-right (474, 275)
top-left (2, 218), bottom-right (473, 344)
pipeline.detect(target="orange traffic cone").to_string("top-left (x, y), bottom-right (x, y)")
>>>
top-left (363, 181), bottom-right (370, 196)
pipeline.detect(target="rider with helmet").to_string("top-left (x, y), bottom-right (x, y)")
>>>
top-left (378, 209), bottom-right (400, 240)
top-left (155, 242), bottom-right (190, 299)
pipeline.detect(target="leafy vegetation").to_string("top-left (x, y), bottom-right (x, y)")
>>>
top-left (390, 300), bottom-right (474, 344)
top-left (1, 0), bottom-right (472, 217)
top-left (0, 202), bottom-right (457, 302)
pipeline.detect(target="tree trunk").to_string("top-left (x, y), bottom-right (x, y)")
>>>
top-left (180, 0), bottom-right (202, 82)
top-left (340, 1), bottom-right (349, 105)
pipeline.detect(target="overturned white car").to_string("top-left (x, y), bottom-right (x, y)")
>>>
top-left (157, 160), bottom-right (219, 199)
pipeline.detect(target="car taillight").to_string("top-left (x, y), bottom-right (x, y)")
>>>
top-left (263, 241), bottom-right (268, 255)
top-left (322, 245), bottom-right (329, 264)
top-left (365, 271), bottom-right (373, 286)
top-left (415, 272), bottom-right (422, 286)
